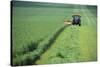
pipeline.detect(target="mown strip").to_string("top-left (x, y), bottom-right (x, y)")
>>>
top-left (12, 25), bottom-right (70, 66)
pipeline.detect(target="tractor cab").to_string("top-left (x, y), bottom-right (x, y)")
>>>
top-left (72, 15), bottom-right (81, 26)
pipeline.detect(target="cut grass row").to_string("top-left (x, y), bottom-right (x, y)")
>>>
top-left (36, 6), bottom-right (97, 64)
top-left (13, 25), bottom-right (69, 65)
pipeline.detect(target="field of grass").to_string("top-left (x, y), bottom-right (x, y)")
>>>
top-left (12, 1), bottom-right (97, 66)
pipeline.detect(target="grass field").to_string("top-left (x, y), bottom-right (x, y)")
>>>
top-left (12, 1), bottom-right (97, 66)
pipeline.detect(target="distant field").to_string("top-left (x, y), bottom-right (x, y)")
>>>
top-left (12, 1), bottom-right (97, 66)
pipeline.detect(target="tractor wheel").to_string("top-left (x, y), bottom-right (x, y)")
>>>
top-left (79, 23), bottom-right (81, 26)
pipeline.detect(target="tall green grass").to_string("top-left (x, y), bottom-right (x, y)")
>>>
top-left (12, 1), bottom-right (97, 65)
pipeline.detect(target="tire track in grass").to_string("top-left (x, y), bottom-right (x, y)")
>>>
top-left (86, 6), bottom-right (97, 22)
top-left (84, 6), bottom-right (97, 27)
top-left (80, 6), bottom-right (96, 27)
top-left (78, 6), bottom-right (97, 61)
top-left (70, 6), bottom-right (97, 61)
top-left (80, 6), bottom-right (92, 26)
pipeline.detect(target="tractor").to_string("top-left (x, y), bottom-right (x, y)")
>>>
top-left (72, 15), bottom-right (81, 26)
top-left (64, 15), bottom-right (81, 26)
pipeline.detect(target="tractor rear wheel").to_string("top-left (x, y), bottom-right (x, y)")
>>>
top-left (79, 23), bottom-right (81, 26)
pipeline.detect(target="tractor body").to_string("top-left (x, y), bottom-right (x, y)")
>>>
top-left (72, 15), bottom-right (81, 26)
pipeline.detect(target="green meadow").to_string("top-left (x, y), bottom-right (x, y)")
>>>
top-left (12, 1), bottom-right (97, 66)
